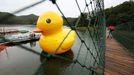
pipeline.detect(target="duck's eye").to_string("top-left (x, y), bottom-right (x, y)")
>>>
top-left (46, 18), bottom-right (51, 24)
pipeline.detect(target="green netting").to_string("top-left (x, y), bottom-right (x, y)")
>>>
top-left (113, 22), bottom-right (134, 56)
top-left (0, 0), bottom-right (106, 75)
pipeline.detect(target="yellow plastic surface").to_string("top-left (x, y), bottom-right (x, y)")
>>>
top-left (36, 11), bottom-right (76, 54)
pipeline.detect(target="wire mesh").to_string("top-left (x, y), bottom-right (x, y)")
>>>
top-left (0, 0), bottom-right (106, 75)
top-left (112, 22), bottom-right (134, 56)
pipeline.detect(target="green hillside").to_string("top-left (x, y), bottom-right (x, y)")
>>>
top-left (0, 12), bottom-right (77, 25)
top-left (0, 12), bottom-right (38, 24)
top-left (105, 1), bottom-right (134, 27)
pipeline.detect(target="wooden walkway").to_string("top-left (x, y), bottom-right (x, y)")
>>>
top-left (105, 38), bottom-right (134, 75)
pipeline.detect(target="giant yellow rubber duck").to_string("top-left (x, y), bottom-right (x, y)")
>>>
top-left (34, 11), bottom-right (76, 54)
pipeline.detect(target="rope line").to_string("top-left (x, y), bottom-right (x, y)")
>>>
top-left (55, 1), bottom-right (100, 66)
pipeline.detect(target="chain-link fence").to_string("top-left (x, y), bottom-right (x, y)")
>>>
top-left (0, 0), bottom-right (106, 75)
top-left (113, 21), bottom-right (134, 56)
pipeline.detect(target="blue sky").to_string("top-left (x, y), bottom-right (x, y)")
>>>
top-left (0, 0), bottom-right (129, 17)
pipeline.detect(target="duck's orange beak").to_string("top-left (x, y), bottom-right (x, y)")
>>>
top-left (33, 28), bottom-right (43, 33)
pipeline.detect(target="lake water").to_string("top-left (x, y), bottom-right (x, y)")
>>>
top-left (0, 25), bottom-right (99, 75)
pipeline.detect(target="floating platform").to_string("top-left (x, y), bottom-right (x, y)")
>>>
top-left (0, 33), bottom-right (40, 45)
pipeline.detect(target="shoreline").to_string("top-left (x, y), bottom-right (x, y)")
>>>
top-left (0, 24), bottom-right (36, 27)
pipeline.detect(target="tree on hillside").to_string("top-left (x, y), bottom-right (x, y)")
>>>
top-left (105, 1), bottom-right (134, 26)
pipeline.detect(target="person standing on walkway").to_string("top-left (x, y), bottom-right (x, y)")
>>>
top-left (107, 24), bottom-right (115, 39)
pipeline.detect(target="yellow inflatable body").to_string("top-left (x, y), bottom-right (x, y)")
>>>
top-left (35, 11), bottom-right (76, 54)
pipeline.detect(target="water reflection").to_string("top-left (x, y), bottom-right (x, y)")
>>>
top-left (30, 41), bottom-right (36, 47)
top-left (38, 50), bottom-right (74, 75)
top-left (0, 25), bottom-right (98, 75)
top-left (0, 45), bottom-right (8, 53)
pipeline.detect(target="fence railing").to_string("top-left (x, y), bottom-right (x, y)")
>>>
top-left (113, 23), bottom-right (134, 56)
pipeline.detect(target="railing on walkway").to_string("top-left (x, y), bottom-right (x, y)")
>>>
top-left (113, 22), bottom-right (134, 56)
